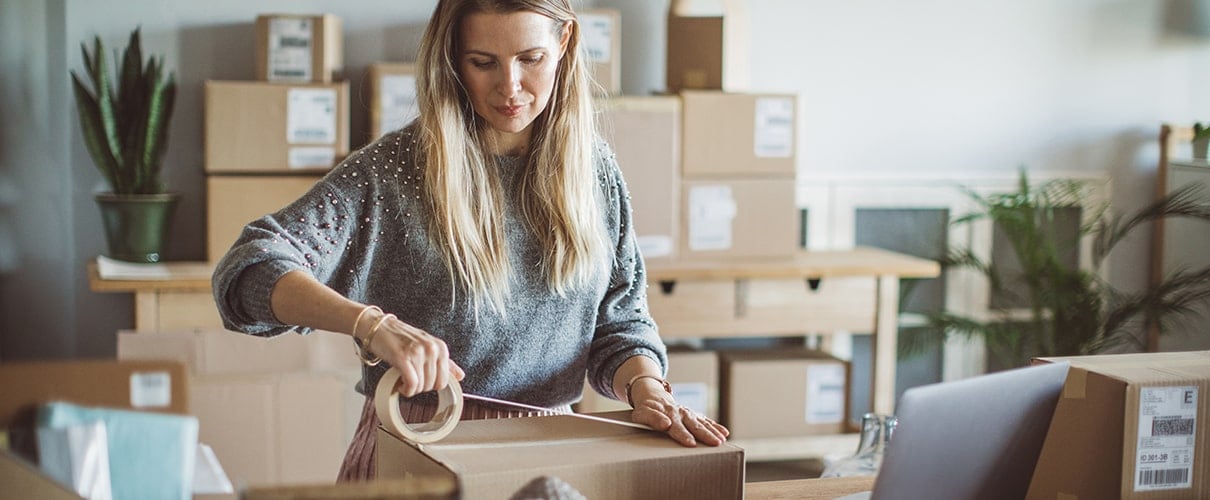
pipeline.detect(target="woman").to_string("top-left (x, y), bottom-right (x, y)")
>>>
top-left (212, 0), bottom-right (728, 481)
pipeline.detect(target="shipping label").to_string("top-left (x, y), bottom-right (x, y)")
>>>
top-left (687, 185), bottom-right (736, 251)
top-left (754, 97), bottom-right (794, 158)
top-left (268, 17), bottom-right (313, 82)
top-left (378, 75), bottom-right (419, 138)
top-left (671, 382), bottom-right (709, 417)
top-left (287, 88), bottom-right (337, 144)
top-left (1134, 385), bottom-right (1197, 491)
top-left (636, 235), bottom-right (674, 258)
top-left (288, 147), bottom-right (336, 169)
top-left (805, 364), bottom-right (845, 424)
top-left (580, 13), bottom-right (613, 63)
top-left (129, 371), bottom-right (172, 408)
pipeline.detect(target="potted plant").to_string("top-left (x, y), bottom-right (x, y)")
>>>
top-left (71, 27), bottom-right (177, 263)
top-left (1193, 122), bottom-right (1210, 160)
top-left (902, 171), bottom-right (1210, 368)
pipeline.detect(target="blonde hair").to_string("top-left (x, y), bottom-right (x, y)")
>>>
top-left (415, 0), bottom-right (605, 314)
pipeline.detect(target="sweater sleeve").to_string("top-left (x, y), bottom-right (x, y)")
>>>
top-left (586, 143), bottom-right (669, 400)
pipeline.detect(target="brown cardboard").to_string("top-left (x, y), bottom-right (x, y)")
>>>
top-left (255, 14), bottom-right (343, 83)
top-left (241, 477), bottom-right (457, 500)
top-left (0, 450), bottom-right (84, 500)
top-left (204, 80), bottom-right (350, 174)
top-left (598, 96), bottom-right (681, 263)
top-left (0, 360), bottom-right (189, 428)
top-left (367, 62), bottom-right (418, 142)
top-left (206, 175), bottom-right (323, 262)
top-left (376, 412), bottom-right (744, 499)
top-left (681, 91), bottom-right (797, 178)
top-left (1028, 351), bottom-right (1210, 499)
top-left (666, 0), bottom-right (749, 92)
top-left (118, 330), bottom-right (363, 488)
top-left (679, 177), bottom-right (798, 260)
top-left (646, 279), bottom-right (736, 337)
top-left (719, 348), bottom-right (849, 439)
top-left (579, 9), bottom-right (621, 95)
top-left (667, 348), bottom-right (720, 420)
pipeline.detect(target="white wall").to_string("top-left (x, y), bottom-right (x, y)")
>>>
top-left (3, 0), bottom-right (1209, 358)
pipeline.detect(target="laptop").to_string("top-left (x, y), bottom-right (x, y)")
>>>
top-left (840, 361), bottom-right (1070, 500)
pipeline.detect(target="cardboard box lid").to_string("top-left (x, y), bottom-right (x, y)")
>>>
top-left (1037, 351), bottom-right (1210, 384)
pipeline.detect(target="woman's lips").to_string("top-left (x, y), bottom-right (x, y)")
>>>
top-left (496, 104), bottom-right (524, 117)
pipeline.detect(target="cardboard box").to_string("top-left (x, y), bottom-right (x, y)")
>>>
top-left (598, 96), bottom-right (681, 263)
top-left (1027, 351), bottom-right (1210, 500)
top-left (377, 412), bottom-right (744, 499)
top-left (206, 175), bottom-right (323, 262)
top-left (0, 450), bottom-right (83, 500)
top-left (580, 9), bottom-right (621, 95)
top-left (666, 0), bottom-right (749, 92)
top-left (679, 177), bottom-right (797, 260)
top-left (256, 14), bottom-right (343, 83)
top-left (681, 91), bottom-right (797, 178)
top-left (0, 360), bottom-right (189, 429)
top-left (118, 330), bottom-right (363, 488)
top-left (204, 80), bottom-right (350, 174)
top-left (573, 348), bottom-right (719, 418)
top-left (720, 348), bottom-right (849, 439)
top-left (367, 62), bottom-right (418, 142)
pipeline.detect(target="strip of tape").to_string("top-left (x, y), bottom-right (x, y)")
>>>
top-left (374, 366), bottom-right (464, 443)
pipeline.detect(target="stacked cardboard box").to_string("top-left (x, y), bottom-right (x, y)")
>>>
top-left (666, 0), bottom-right (749, 92)
top-left (574, 347), bottom-right (719, 420)
top-left (719, 348), bottom-right (849, 439)
top-left (580, 8), bottom-right (622, 95)
top-left (204, 13), bottom-right (348, 262)
top-left (367, 62), bottom-right (418, 142)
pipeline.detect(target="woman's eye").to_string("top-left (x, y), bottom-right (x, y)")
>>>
top-left (521, 55), bottom-right (544, 65)
top-left (470, 59), bottom-right (494, 69)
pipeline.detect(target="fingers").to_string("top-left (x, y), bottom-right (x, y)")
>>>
top-left (370, 314), bottom-right (458, 397)
top-left (630, 397), bottom-right (730, 448)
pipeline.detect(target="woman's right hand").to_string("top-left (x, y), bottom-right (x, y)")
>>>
top-left (361, 312), bottom-right (465, 397)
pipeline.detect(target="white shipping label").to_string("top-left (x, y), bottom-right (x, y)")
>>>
top-left (268, 18), bottom-right (314, 82)
top-left (378, 75), bottom-right (419, 137)
top-left (636, 235), bottom-right (674, 258)
top-left (688, 185), bottom-right (737, 251)
top-left (580, 14), bottom-right (613, 62)
top-left (287, 88), bottom-right (337, 144)
top-left (672, 382), bottom-right (709, 416)
top-left (1134, 386), bottom-right (1198, 491)
top-left (129, 371), bottom-right (172, 408)
top-left (754, 97), bottom-right (795, 158)
top-left (289, 147), bottom-right (336, 169)
top-left (805, 364), bottom-right (845, 424)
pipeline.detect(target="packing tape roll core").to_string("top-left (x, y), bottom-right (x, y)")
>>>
top-left (374, 366), bottom-right (464, 443)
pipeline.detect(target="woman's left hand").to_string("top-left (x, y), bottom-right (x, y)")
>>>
top-left (628, 378), bottom-right (729, 447)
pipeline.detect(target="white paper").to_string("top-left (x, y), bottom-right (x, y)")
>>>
top-left (688, 185), bottom-right (737, 251)
top-left (580, 13), bottom-right (613, 62)
top-left (805, 364), bottom-right (845, 424)
top-left (1134, 386), bottom-right (1197, 491)
top-left (287, 88), bottom-right (337, 144)
top-left (268, 17), bottom-right (313, 82)
top-left (637, 235), bottom-right (674, 258)
top-left (192, 443), bottom-right (233, 494)
top-left (378, 74), bottom-right (419, 137)
top-left (130, 371), bottom-right (173, 409)
top-left (288, 146), bottom-right (337, 169)
top-left (754, 97), bottom-right (794, 158)
top-left (37, 421), bottom-right (113, 500)
top-left (671, 382), bottom-right (709, 416)
top-left (95, 255), bottom-right (213, 281)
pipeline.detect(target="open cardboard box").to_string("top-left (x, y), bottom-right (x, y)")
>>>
top-left (377, 411), bottom-right (745, 499)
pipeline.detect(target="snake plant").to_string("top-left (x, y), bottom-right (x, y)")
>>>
top-left (71, 27), bottom-right (176, 195)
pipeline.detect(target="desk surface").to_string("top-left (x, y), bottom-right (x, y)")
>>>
top-left (745, 476), bottom-right (875, 499)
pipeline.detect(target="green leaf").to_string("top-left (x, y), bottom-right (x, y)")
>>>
top-left (71, 71), bottom-right (121, 189)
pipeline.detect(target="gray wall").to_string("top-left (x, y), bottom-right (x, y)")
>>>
top-left (3, 0), bottom-right (1209, 359)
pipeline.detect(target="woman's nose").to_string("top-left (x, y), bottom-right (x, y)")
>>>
top-left (498, 63), bottom-right (521, 98)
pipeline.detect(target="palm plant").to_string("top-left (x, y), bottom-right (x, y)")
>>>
top-left (71, 27), bottom-right (176, 195)
top-left (903, 171), bottom-right (1210, 367)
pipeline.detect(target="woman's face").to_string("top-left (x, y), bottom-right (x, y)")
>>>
top-left (458, 10), bottom-right (569, 153)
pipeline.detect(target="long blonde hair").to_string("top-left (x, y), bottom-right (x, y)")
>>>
top-left (415, 0), bottom-right (605, 314)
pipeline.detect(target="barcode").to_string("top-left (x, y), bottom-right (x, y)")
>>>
top-left (278, 36), bottom-right (310, 48)
top-left (1153, 416), bottom-right (1195, 436)
top-left (274, 69), bottom-right (308, 78)
top-left (1139, 468), bottom-right (1189, 486)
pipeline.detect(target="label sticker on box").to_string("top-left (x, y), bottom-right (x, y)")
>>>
top-left (688, 185), bottom-right (736, 251)
top-left (268, 18), bottom-right (313, 82)
top-left (672, 382), bottom-right (709, 416)
top-left (1134, 386), bottom-right (1197, 491)
top-left (378, 75), bottom-right (419, 138)
top-left (287, 88), bottom-right (337, 144)
top-left (580, 13), bottom-right (613, 62)
top-left (805, 364), bottom-right (845, 424)
top-left (130, 371), bottom-right (172, 408)
top-left (637, 235), bottom-right (674, 258)
top-left (289, 147), bottom-right (336, 169)
top-left (754, 97), bottom-right (794, 158)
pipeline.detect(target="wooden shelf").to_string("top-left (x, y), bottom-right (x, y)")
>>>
top-left (646, 246), bottom-right (940, 282)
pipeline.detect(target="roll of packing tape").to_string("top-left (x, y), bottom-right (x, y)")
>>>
top-left (374, 366), bottom-right (464, 443)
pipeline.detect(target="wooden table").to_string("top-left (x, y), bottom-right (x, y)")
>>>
top-left (745, 476), bottom-right (875, 499)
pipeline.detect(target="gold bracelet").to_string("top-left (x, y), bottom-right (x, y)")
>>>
top-left (351, 305), bottom-right (383, 342)
top-left (356, 313), bottom-right (396, 367)
top-left (624, 374), bottom-right (672, 408)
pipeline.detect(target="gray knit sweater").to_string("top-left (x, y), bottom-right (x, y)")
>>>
top-left (211, 125), bottom-right (667, 408)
